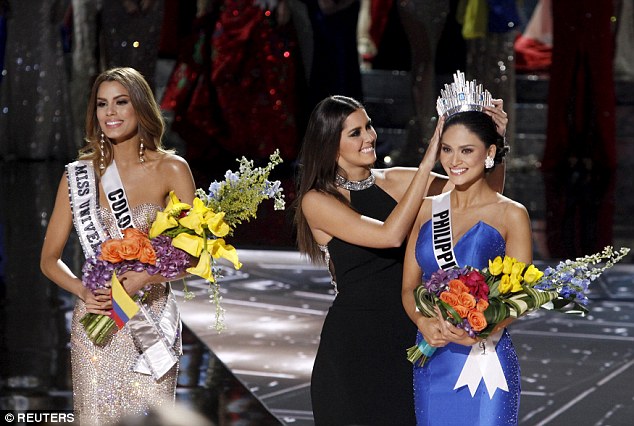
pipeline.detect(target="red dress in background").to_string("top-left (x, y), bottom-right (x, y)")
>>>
top-left (161, 1), bottom-right (300, 163)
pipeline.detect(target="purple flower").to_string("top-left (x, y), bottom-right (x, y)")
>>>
top-left (81, 248), bottom-right (116, 291)
top-left (425, 269), bottom-right (452, 294)
top-left (81, 235), bottom-right (190, 292)
top-left (146, 235), bottom-right (190, 279)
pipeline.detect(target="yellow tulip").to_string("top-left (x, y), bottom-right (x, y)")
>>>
top-left (499, 274), bottom-right (512, 294)
top-left (209, 238), bottom-right (242, 270)
top-left (488, 256), bottom-right (504, 275)
top-left (523, 264), bottom-right (544, 285)
top-left (502, 256), bottom-right (516, 275)
top-left (511, 261), bottom-right (526, 278)
top-left (165, 191), bottom-right (191, 216)
top-left (205, 211), bottom-right (230, 237)
top-left (172, 233), bottom-right (205, 257)
top-left (510, 275), bottom-right (523, 292)
top-left (187, 250), bottom-right (215, 282)
top-left (149, 211), bottom-right (178, 238)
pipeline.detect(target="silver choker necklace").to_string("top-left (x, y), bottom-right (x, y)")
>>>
top-left (335, 172), bottom-right (376, 191)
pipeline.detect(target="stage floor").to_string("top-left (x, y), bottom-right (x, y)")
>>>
top-left (177, 249), bottom-right (634, 426)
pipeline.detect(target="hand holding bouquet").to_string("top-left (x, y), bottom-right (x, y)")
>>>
top-left (407, 246), bottom-right (630, 367)
top-left (81, 228), bottom-right (190, 345)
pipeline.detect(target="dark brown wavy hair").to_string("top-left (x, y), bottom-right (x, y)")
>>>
top-left (293, 95), bottom-right (366, 262)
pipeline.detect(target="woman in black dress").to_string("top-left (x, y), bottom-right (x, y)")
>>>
top-left (293, 95), bottom-right (507, 424)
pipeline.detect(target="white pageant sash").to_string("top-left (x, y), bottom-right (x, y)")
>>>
top-left (130, 287), bottom-right (182, 380)
top-left (431, 191), bottom-right (457, 271)
top-left (101, 160), bottom-right (134, 237)
top-left (431, 191), bottom-right (508, 397)
top-left (453, 330), bottom-right (509, 398)
top-left (101, 161), bottom-right (181, 380)
top-left (66, 161), bottom-right (109, 258)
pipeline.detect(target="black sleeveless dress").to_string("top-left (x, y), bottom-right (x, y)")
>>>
top-left (311, 185), bottom-right (417, 425)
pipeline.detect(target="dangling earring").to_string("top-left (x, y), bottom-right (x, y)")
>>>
top-left (139, 138), bottom-right (145, 163)
top-left (484, 156), bottom-right (494, 169)
top-left (99, 132), bottom-right (106, 170)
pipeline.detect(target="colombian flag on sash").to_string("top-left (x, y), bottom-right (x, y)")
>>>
top-left (110, 272), bottom-right (140, 329)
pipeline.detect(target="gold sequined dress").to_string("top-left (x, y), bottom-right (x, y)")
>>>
top-left (70, 204), bottom-right (180, 426)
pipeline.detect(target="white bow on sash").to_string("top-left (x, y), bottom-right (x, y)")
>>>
top-left (453, 330), bottom-right (509, 398)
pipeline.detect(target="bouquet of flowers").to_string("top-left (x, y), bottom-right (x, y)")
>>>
top-left (148, 149), bottom-right (285, 330)
top-left (407, 246), bottom-right (630, 367)
top-left (80, 228), bottom-right (190, 345)
top-left (80, 150), bottom-right (285, 343)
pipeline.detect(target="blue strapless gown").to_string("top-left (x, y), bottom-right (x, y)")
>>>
top-left (413, 221), bottom-right (521, 426)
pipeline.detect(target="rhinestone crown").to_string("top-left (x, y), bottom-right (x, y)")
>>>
top-left (436, 70), bottom-right (493, 119)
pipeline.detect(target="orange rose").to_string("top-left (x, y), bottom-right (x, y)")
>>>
top-left (98, 228), bottom-right (156, 264)
top-left (448, 279), bottom-right (469, 295)
top-left (120, 228), bottom-right (153, 261)
top-left (476, 299), bottom-right (489, 312)
top-left (467, 310), bottom-right (487, 332)
top-left (138, 243), bottom-right (157, 265)
top-left (452, 305), bottom-right (470, 318)
top-left (439, 291), bottom-right (459, 307)
top-left (99, 239), bottom-right (124, 263)
top-left (458, 292), bottom-right (476, 309)
top-left (118, 238), bottom-right (143, 260)
top-left (122, 228), bottom-right (148, 240)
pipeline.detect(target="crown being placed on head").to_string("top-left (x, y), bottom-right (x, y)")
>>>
top-left (436, 70), bottom-right (493, 119)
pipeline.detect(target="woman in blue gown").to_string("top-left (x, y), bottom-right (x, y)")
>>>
top-left (402, 109), bottom-right (532, 425)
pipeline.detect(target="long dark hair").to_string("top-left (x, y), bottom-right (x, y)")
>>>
top-left (293, 95), bottom-right (365, 262)
top-left (442, 111), bottom-right (508, 169)
top-left (78, 67), bottom-right (171, 173)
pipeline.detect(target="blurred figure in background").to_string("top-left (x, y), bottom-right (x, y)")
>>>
top-left (0, 0), bottom-right (8, 85)
top-left (0, 0), bottom-right (75, 160)
top-left (541, 0), bottom-right (616, 171)
top-left (540, 0), bottom-right (617, 258)
top-left (460, 0), bottom-right (521, 150)
top-left (69, 0), bottom-right (166, 145)
top-left (161, 0), bottom-right (301, 170)
top-left (368, 0), bottom-right (450, 166)
top-left (514, 0), bottom-right (552, 73)
top-left (615, 0), bottom-right (634, 81)
top-left (304, 0), bottom-right (363, 109)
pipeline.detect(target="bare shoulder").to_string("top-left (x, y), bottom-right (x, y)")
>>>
top-left (496, 193), bottom-right (530, 223)
top-left (376, 166), bottom-right (417, 182)
top-left (151, 152), bottom-right (195, 201)
top-left (156, 152), bottom-right (192, 174)
top-left (302, 189), bottom-right (338, 209)
top-left (374, 166), bottom-right (416, 198)
top-left (154, 153), bottom-right (194, 184)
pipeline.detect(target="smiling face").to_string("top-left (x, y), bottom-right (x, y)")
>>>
top-left (96, 81), bottom-right (139, 144)
top-left (439, 124), bottom-right (496, 186)
top-left (336, 108), bottom-right (377, 175)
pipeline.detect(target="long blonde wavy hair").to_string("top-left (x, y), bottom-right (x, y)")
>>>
top-left (78, 67), bottom-right (172, 173)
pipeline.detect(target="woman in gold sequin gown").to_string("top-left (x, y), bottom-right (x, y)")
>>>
top-left (41, 67), bottom-right (196, 425)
